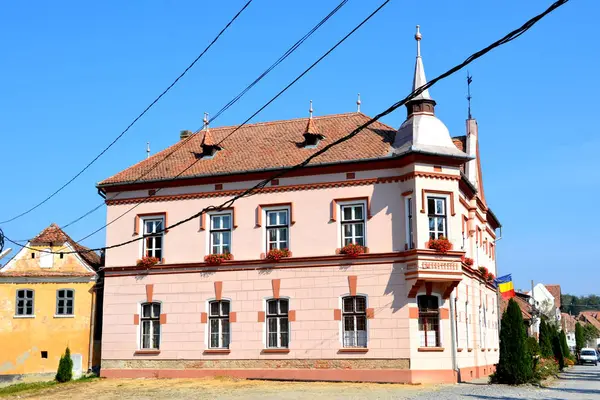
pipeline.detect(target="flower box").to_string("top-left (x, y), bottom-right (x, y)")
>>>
top-left (486, 273), bottom-right (495, 282)
top-left (337, 244), bottom-right (368, 258)
top-left (204, 253), bottom-right (233, 265)
top-left (478, 266), bottom-right (489, 279)
top-left (461, 255), bottom-right (474, 267)
top-left (427, 237), bottom-right (453, 253)
top-left (136, 256), bottom-right (160, 269)
top-left (265, 248), bottom-right (292, 262)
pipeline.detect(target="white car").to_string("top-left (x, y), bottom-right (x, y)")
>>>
top-left (579, 348), bottom-right (598, 366)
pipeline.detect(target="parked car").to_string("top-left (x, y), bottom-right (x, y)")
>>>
top-left (579, 348), bottom-right (598, 366)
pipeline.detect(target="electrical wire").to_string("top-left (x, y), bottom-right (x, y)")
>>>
top-left (0, 0), bottom-right (254, 225)
top-left (2, 0), bottom-right (570, 255)
top-left (57, 0), bottom-right (350, 232)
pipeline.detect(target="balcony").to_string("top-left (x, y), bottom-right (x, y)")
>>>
top-left (404, 249), bottom-right (463, 299)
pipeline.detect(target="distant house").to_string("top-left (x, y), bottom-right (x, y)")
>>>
top-left (500, 292), bottom-right (535, 337)
top-left (528, 283), bottom-right (561, 325)
top-left (561, 313), bottom-right (577, 352)
top-left (577, 311), bottom-right (600, 348)
top-left (0, 224), bottom-right (103, 383)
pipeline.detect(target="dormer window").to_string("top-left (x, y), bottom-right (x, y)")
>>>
top-left (302, 133), bottom-right (324, 149)
top-left (201, 112), bottom-right (221, 159)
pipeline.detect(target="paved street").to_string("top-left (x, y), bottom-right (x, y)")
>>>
top-left (6, 365), bottom-right (600, 399)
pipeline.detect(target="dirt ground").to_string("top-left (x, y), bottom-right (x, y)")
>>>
top-left (6, 377), bottom-right (435, 400)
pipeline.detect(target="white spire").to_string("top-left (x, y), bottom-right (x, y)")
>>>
top-left (356, 93), bottom-right (361, 112)
top-left (203, 112), bottom-right (209, 131)
top-left (146, 142), bottom-right (150, 159)
top-left (309, 100), bottom-right (313, 118)
top-left (412, 25), bottom-right (431, 100)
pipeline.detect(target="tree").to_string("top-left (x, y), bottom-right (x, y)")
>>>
top-left (575, 322), bottom-right (585, 353)
top-left (551, 330), bottom-right (565, 371)
top-left (582, 324), bottom-right (599, 347)
top-left (560, 330), bottom-right (571, 359)
top-left (539, 319), bottom-right (553, 358)
top-left (493, 298), bottom-right (533, 384)
top-left (55, 347), bottom-right (73, 383)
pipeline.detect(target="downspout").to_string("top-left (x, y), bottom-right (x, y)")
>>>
top-left (449, 290), bottom-right (459, 382)
top-left (88, 278), bottom-right (97, 372)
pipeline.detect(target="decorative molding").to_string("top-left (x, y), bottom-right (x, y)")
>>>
top-left (270, 179), bottom-right (279, 186)
top-left (134, 212), bottom-right (168, 235)
top-left (160, 314), bottom-right (167, 324)
top-left (346, 172), bottom-right (356, 179)
top-left (333, 309), bottom-right (341, 321)
top-left (261, 349), bottom-right (290, 354)
top-left (256, 203), bottom-right (295, 227)
top-left (458, 196), bottom-right (472, 211)
top-left (133, 314), bottom-right (139, 325)
top-left (133, 350), bottom-right (160, 355)
top-left (348, 275), bottom-right (357, 296)
top-left (229, 312), bottom-right (237, 323)
top-left (401, 190), bottom-right (413, 197)
top-left (420, 190), bottom-right (456, 216)
top-left (272, 279), bottom-right (281, 299)
top-left (330, 197), bottom-right (372, 222)
top-left (145, 284), bottom-right (154, 302)
top-left (418, 347), bottom-right (444, 352)
top-left (214, 281), bottom-right (223, 301)
top-left (366, 308), bottom-right (375, 319)
top-left (338, 348), bottom-right (368, 353)
top-left (257, 311), bottom-right (265, 323)
top-left (203, 349), bottom-right (230, 354)
top-left (408, 308), bottom-right (419, 319)
top-left (200, 312), bottom-right (207, 324)
top-left (288, 310), bottom-right (296, 322)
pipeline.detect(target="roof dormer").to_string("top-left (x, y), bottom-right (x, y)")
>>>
top-left (302, 100), bottom-right (325, 148)
top-left (200, 112), bottom-right (222, 158)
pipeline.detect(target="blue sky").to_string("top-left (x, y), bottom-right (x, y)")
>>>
top-left (0, 1), bottom-right (597, 295)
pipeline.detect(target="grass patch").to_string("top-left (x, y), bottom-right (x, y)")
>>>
top-left (0, 374), bottom-right (99, 397)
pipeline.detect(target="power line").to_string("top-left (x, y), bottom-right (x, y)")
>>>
top-left (57, 0), bottom-right (384, 245)
top-left (0, 0), bottom-right (254, 226)
top-left (57, 0), bottom-right (350, 232)
top-left (2, 0), bottom-right (570, 255)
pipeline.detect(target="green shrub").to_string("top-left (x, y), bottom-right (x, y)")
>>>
top-left (527, 336), bottom-right (541, 357)
top-left (55, 347), bottom-right (73, 383)
top-left (559, 330), bottom-right (571, 359)
top-left (491, 298), bottom-right (533, 384)
top-left (552, 334), bottom-right (565, 371)
top-left (576, 322), bottom-right (584, 353)
top-left (539, 319), bottom-right (553, 358)
top-left (534, 357), bottom-right (560, 381)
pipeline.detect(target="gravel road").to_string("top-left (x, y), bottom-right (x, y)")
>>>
top-left (8, 365), bottom-right (600, 399)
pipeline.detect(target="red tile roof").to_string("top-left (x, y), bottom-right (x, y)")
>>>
top-left (578, 311), bottom-right (600, 331)
top-left (98, 113), bottom-right (398, 187)
top-left (500, 293), bottom-right (532, 320)
top-left (544, 284), bottom-right (561, 309)
top-left (561, 313), bottom-right (577, 332)
top-left (29, 223), bottom-right (101, 269)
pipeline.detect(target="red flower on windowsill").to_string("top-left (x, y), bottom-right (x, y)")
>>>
top-left (478, 266), bottom-right (489, 279)
top-left (337, 244), bottom-right (368, 258)
top-left (427, 237), bottom-right (453, 253)
top-left (265, 248), bottom-right (292, 262)
top-left (136, 257), bottom-right (160, 269)
top-left (204, 253), bottom-right (234, 266)
top-left (461, 255), bottom-right (474, 267)
top-left (487, 273), bottom-right (495, 282)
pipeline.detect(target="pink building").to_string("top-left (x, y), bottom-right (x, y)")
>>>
top-left (98, 28), bottom-right (501, 384)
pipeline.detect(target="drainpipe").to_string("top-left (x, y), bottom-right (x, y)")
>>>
top-left (88, 279), bottom-right (97, 372)
top-left (449, 290), bottom-right (459, 382)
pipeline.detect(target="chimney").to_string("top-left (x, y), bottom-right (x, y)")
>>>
top-left (465, 119), bottom-right (478, 186)
top-left (180, 130), bottom-right (192, 140)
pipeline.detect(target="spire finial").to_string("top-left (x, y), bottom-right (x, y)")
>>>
top-left (415, 25), bottom-right (422, 57)
top-left (146, 142), bottom-right (150, 159)
top-left (466, 71), bottom-right (473, 119)
top-left (203, 112), bottom-right (209, 131)
top-left (356, 93), bottom-right (361, 113)
top-left (309, 100), bottom-right (313, 119)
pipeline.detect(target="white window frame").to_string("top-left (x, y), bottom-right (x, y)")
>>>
top-left (338, 200), bottom-right (367, 248)
top-left (427, 196), bottom-right (448, 239)
top-left (138, 302), bottom-right (161, 350)
top-left (15, 289), bottom-right (35, 317)
top-left (405, 196), bottom-right (414, 249)
top-left (262, 206), bottom-right (291, 252)
top-left (208, 299), bottom-right (231, 349)
top-left (266, 298), bottom-right (290, 349)
top-left (207, 212), bottom-right (233, 255)
top-left (339, 294), bottom-right (368, 348)
top-left (417, 293), bottom-right (442, 348)
top-left (140, 216), bottom-right (165, 260)
top-left (55, 289), bottom-right (75, 317)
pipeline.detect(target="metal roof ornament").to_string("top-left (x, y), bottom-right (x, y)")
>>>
top-left (356, 93), bottom-right (361, 113)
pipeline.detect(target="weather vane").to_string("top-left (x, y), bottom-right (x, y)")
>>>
top-left (467, 71), bottom-right (473, 119)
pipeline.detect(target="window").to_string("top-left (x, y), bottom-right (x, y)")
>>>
top-left (340, 204), bottom-right (365, 246)
top-left (480, 305), bottom-right (487, 349)
top-left (209, 300), bottom-right (230, 349)
top-left (266, 210), bottom-right (289, 250)
top-left (140, 302), bottom-right (161, 350)
top-left (465, 301), bottom-right (470, 349)
top-left (406, 198), bottom-right (414, 249)
top-left (56, 289), bottom-right (74, 315)
top-left (16, 289), bottom-right (34, 316)
top-left (266, 299), bottom-right (289, 348)
top-left (210, 213), bottom-right (232, 255)
top-left (342, 296), bottom-right (367, 348)
top-left (142, 218), bottom-right (164, 259)
top-left (41, 351), bottom-right (48, 359)
top-left (418, 295), bottom-right (440, 347)
top-left (427, 197), bottom-right (447, 239)
top-left (454, 297), bottom-right (459, 348)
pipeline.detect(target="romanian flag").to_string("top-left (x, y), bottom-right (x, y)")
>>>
top-left (496, 274), bottom-right (515, 299)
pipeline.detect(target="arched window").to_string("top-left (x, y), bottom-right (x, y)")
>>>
top-left (266, 298), bottom-right (289, 348)
top-left (56, 289), bottom-right (74, 315)
top-left (418, 295), bottom-right (440, 347)
top-left (16, 289), bottom-right (34, 316)
top-left (342, 295), bottom-right (367, 348)
top-left (209, 300), bottom-right (230, 349)
top-left (140, 302), bottom-right (161, 350)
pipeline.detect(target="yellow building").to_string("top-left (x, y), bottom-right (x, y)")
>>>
top-left (0, 224), bottom-right (101, 383)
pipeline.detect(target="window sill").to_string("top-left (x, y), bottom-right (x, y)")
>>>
top-left (54, 315), bottom-right (75, 318)
top-left (480, 349), bottom-right (486, 352)
top-left (134, 350), bottom-right (160, 355)
top-left (467, 348), bottom-right (473, 352)
top-left (13, 315), bottom-right (35, 319)
top-left (338, 348), bottom-right (369, 354)
top-left (418, 347), bottom-right (444, 352)
top-left (203, 349), bottom-right (231, 355)
top-left (457, 348), bottom-right (464, 352)
top-left (261, 348), bottom-right (290, 354)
